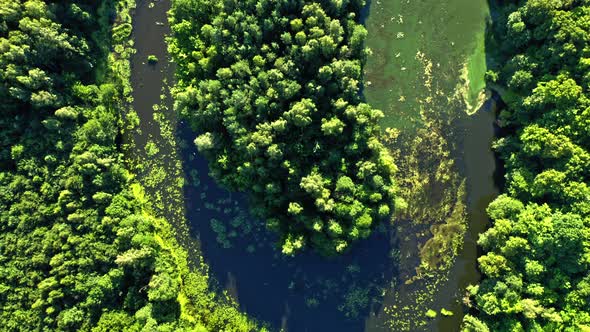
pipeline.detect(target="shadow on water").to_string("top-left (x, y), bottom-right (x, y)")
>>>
top-left (484, 0), bottom-right (508, 193)
top-left (178, 121), bottom-right (398, 332)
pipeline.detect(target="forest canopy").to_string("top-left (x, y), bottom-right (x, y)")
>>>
top-left (169, 0), bottom-right (399, 256)
top-left (464, 1), bottom-right (590, 330)
top-left (0, 0), bottom-right (254, 330)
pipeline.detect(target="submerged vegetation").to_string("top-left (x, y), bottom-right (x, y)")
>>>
top-left (169, 0), bottom-right (399, 256)
top-left (377, 47), bottom-right (471, 332)
top-left (465, 1), bottom-right (590, 330)
top-left (0, 0), bottom-right (254, 330)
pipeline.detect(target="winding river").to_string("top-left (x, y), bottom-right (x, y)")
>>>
top-left (128, 0), bottom-right (498, 331)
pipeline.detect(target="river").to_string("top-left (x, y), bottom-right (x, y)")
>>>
top-left (363, 0), bottom-right (498, 330)
top-left (128, 0), bottom-right (498, 331)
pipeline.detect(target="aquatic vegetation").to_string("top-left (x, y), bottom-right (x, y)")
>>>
top-left (440, 308), bottom-right (454, 317)
top-left (147, 54), bottom-right (159, 64)
top-left (416, 181), bottom-right (466, 275)
top-left (203, 197), bottom-right (266, 251)
top-left (338, 285), bottom-right (371, 318)
top-left (210, 218), bottom-right (231, 248)
top-left (426, 309), bottom-right (438, 318)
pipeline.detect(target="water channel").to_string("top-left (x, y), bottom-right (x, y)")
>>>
top-left (128, 0), bottom-right (499, 330)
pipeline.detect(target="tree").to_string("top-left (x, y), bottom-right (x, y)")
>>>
top-left (169, 0), bottom-right (398, 255)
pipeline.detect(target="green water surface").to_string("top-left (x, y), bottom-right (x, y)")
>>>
top-left (364, 0), bottom-right (490, 130)
top-left (363, 0), bottom-right (494, 330)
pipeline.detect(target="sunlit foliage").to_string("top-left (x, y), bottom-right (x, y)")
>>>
top-left (465, 1), bottom-right (590, 330)
top-left (169, 0), bottom-right (398, 256)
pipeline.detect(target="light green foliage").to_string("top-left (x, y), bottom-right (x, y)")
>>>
top-left (440, 308), bottom-right (453, 317)
top-left (145, 141), bottom-right (159, 156)
top-left (461, 315), bottom-right (489, 332)
top-left (169, 0), bottom-right (398, 256)
top-left (321, 116), bottom-right (346, 136)
top-left (147, 54), bottom-right (158, 64)
top-left (466, 1), bottom-right (590, 330)
top-left (194, 132), bottom-right (214, 151)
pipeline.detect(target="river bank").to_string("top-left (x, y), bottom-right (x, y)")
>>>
top-left (363, 0), bottom-right (498, 330)
top-left (124, 0), bottom-right (499, 330)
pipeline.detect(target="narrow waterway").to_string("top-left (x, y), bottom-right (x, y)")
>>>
top-left (437, 104), bottom-right (499, 330)
top-left (403, 103), bottom-right (500, 331)
top-left (363, 0), bottom-right (499, 330)
top-left (126, 0), bottom-right (198, 258)
top-left (129, 0), bottom-right (173, 150)
top-left (128, 0), bottom-right (499, 331)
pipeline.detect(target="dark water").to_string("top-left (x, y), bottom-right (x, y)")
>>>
top-left (435, 101), bottom-right (499, 330)
top-left (179, 120), bottom-right (398, 331)
top-left (129, 0), bottom-right (498, 331)
top-left (129, 0), bottom-right (173, 150)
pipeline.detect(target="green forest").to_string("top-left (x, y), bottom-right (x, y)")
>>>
top-left (0, 0), bottom-right (589, 331)
top-left (463, 1), bottom-right (590, 331)
top-left (0, 0), bottom-right (254, 330)
top-left (169, 0), bottom-right (399, 256)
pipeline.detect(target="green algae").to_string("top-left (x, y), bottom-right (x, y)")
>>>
top-left (363, 0), bottom-right (492, 330)
top-left (364, 0), bottom-right (490, 130)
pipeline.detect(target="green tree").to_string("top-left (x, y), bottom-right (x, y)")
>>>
top-left (169, 0), bottom-right (398, 256)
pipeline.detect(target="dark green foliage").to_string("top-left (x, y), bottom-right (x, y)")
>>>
top-left (169, 0), bottom-right (398, 256)
top-left (465, 1), bottom-right (590, 330)
top-left (0, 1), bottom-right (254, 330)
